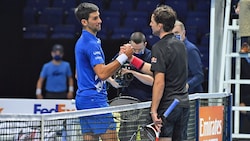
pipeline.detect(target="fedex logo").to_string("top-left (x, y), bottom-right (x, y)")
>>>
top-left (34, 104), bottom-right (75, 114)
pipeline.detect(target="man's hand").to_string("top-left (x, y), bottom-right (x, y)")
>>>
top-left (120, 43), bottom-right (134, 60)
top-left (36, 94), bottom-right (43, 99)
top-left (151, 113), bottom-right (162, 132)
top-left (67, 92), bottom-right (74, 99)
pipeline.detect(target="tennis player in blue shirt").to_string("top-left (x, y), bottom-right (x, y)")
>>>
top-left (74, 2), bottom-right (133, 141)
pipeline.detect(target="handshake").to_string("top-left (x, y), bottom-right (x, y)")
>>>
top-left (117, 43), bottom-right (145, 70)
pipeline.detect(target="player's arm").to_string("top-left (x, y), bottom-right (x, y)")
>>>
top-left (67, 76), bottom-right (74, 99)
top-left (94, 60), bottom-right (122, 81)
top-left (75, 69), bottom-right (77, 80)
top-left (151, 71), bottom-right (165, 131)
top-left (36, 77), bottom-right (44, 99)
top-left (94, 47), bottom-right (134, 80)
top-left (106, 77), bottom-right (122, 88)
top-left (122, 69), bottom-right (153, 86)
top-left (129, 56), bottom-right (153, 76)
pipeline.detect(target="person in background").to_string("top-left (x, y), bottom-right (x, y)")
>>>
top-left (74, 2), bottom-right (133, 141)
top-left (108, 32), bottom-right (153, 101)
top-left (172, 20), bottom-right (204, 94)
top-left (107, 32), bottom-right (153, 141)
top-left (36, 44), bottom-right (74, 99)
top-left (234, 0), bottom-right (250, 134)
top-left (235, 0), bottom-right (250, 53)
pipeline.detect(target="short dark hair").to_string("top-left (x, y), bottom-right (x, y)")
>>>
top-left (74, 2), bottom-right (99, 22)
top-left (152, 5), bottom-right (177, 32)
top-left (130, 32), bottom-right (146, 44)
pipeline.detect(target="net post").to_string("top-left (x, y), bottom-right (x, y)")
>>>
top-left (195, 98), bottom-right (200, 141)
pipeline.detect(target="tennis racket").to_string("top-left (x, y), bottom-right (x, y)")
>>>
top-left (130, 98), bottom-right (180, 141)
top-left (109, 95), bottom-right (142, 122)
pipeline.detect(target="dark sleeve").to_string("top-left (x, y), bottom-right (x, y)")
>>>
top-left (187, 48), bottom-right (204, 90)
top-left (150, 46), bottom-right (166, 73)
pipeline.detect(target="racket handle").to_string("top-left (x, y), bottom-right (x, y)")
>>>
top-left (163, 98), bottom-right (180, 117)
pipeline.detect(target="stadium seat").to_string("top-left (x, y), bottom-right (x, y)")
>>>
top-left (185, 11), bottom-right (209, 32)
top-left (101, 13), bottom-right (121, 32)
top-left (78, 0), bottom-right (103, 10)
top-left (52, 0), bottom-right (76, 11)
top-left (186, 34), bottom-right (198, 44)
top-left (198, 45), bottom-right (209, 68)
top-left (50, 24), bottom-right (75, 39)
top-left (97, 29), bottom-right (108, 39)
top-left (125, 11), bottom-right (149, 20)
top-left (109, 0), bottom-right (134, 13)
top-left (146, 34), bottom-right (159, 47)
top-left (64, 8), bottom-right (80, 25)
top-left (195, 0), bottom-right (211, 12)
top-left (22, 7), bottom-right (38, 26)
top-left (136, 0), bottom-right (159, 13)
top-left (38, 7), bottom-right (64, 27)
top-left (101, 10), bottom-right (121, 19)
top-left (185, 27), bottom-right (198, 44)
top-left (123, 16), bottom-right (149, 31)
top-left (23, 24), bottom-right (49, 39)
top-left (141, 27), bottom-right (152, 35)
top-left (166, 0), bottom-right (188, 21)
top-left (200, 35), bottom-right (210, 46)
top-left (25, 0), bottom-right (50, 10)
top-left (111, 27), bottom-right (134, 39)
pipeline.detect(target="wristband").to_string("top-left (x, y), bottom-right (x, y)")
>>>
top-left (130, 56), bottom-right (144, 70)
top-left (69, 86), bottom-right (74, 92)
top-left (116, 54), bottom-right (128, 65)
top-left (150, 112), bottom-right (157, 115)
top-left (36, 88), bottom-right (42, 95)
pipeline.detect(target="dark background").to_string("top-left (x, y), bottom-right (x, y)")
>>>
top-left (0, 0), bottom-right (209, 99)
top-left (0, 0), bottom-right (127, 99)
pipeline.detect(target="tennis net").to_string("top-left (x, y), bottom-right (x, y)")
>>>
top-left (0, 93), bottom-right (232, 141)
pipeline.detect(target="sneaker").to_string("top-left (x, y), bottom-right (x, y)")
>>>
top-left (239, 42), bottom-right (250, 53)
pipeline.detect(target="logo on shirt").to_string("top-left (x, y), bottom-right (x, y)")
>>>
top-left (151, 57), bottom-right (157, 63)
top-left (93, 51), bottom-right (101, 55)
top-left (97, 38), bottom-right (101, 44)
top-left (52, 71), bottom-right (63, 76)
top-left (94, 75), bottom-right (105, 92)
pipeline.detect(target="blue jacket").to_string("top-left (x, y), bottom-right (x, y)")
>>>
top-left (184, 38), bottom-right (204, 93)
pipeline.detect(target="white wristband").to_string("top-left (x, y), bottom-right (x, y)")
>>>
top-left (36, 88), bottom-right (42, 95)
top-left (69, 86), bottom-right (74, 92)
top-left (116, 54), bottom-right (128, 65)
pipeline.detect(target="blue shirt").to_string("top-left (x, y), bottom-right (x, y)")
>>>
top-left (184, 38), bottom-right (204, 93)
top-left (75, 30), bottom-right (107, 100)
top-left (40, 61), bottom-right (72, 92)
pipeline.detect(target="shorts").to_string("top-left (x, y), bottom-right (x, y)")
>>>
top-left (79, 113), bottom-right (116, 134)
top-left (75, 95), bottom-right (116, 134)
top-left (160, 106), bottom-right (190, 140)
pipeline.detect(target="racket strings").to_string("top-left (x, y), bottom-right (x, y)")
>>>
top-left (109, 96), bottom-right (143, 122)
top-left (140, 126), bottom-right (155, 141)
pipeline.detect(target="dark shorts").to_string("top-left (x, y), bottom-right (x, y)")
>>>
top-left (45, 91), bottom-right (67, 99)
top-left (75, 95), bottom-right (116, 135)
top-left (160, 106), bottom-right (190, 140)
